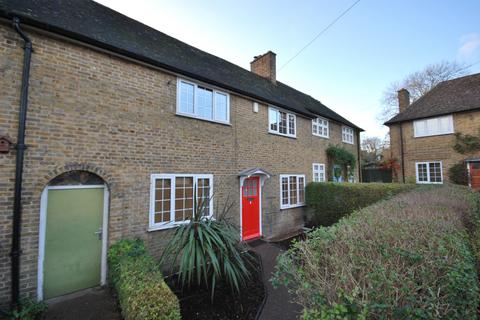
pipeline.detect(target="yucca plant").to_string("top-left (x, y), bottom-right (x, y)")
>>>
top-left (160, 193), bottom-right (254, 299)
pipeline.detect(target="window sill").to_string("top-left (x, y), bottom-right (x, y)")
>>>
top-left (175, 112), bottom-right (231, 126)
top-left (313, 134), bottom-right (329, 139)
top-left (416, 181), bottom-right (443, 185)
top-left (148, 216), bottom-right (215, 232)
top-left (280, 204), bottom-right (306, 210)
top-left (414, 132), bottom-right (454, 138)
top-left (342, 140), bottom-right (354, 145)
top-left (268, 131), bottom-right (297, 139)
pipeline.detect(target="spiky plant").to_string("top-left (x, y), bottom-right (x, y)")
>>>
top-left (160, 193), bottom-right (254, 299)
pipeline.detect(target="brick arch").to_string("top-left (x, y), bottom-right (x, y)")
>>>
top-left (39, 162), bottom-right (116, 192)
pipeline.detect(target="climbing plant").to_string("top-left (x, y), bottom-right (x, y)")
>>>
top-left (453, 131), bottom-right (480, 154)
top-left (326, 145), bottom-right (356, 181)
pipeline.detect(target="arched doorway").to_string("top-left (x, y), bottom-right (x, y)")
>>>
top-left (37, 171), bottom-right (109, 300)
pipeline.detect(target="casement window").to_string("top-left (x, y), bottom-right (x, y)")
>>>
top-left (177, 79), bottom-right (230, 124)
top-left (312, 163), bottom-right (326, 182)
top-left (312, 117), bottom-right (329, 138)
top-left (342, 126), bottom-right (354, 144)
top-left (415, 162), bottom-right (443, 184)
top-left (149, 174), bottom-right (213, 230)
top-left (280, 174), bottom-right (305, 209)
top-left (268, 107), bottom-right (296, 137)
top-left (413, 115), bottom-right (454, 137)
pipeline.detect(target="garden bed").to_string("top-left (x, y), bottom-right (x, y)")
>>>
top-left (165, 252), bottom-right (265, 320)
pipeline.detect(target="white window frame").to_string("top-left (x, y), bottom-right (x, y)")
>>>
top-left (342, 126), bottom-right (354, 144)
top-left (176, 78), bottom-right (230, 124)
top-left (415, 162), bottom-right (443, 184)
top-left (279, 174), bottom-right (306, 209)
top-left (268, 106), bottom-right (297, 138)
top-left (312, 163), bottom-right (326, 182)
top-left (149, 173), bottom-right (214, 231)
top-left (413, 115), bottom-right (454, 138)
top-left (312, 117), bottom-right (329, 138)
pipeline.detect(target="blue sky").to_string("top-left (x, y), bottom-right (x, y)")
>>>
top-left (96, 0), bottom-right (480, 139)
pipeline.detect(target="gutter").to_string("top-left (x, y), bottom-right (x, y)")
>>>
top-left (10, 16), bottom-right (32, 309)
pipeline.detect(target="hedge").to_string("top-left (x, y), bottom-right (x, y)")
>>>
top-left (108, 239), bottom-right (181, 320)
top-left (273, 185), bottom-right (480, 319)
top-left (305, 182), bottom-right (415, 226)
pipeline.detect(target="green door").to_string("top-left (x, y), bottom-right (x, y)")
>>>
top-left (43, 187), bottom-right (104, 299)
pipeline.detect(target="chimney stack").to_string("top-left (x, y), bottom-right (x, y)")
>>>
top-left (250, 51), bottom-right (276, 84)
top-left (397, 88), bottom-right (410, 113)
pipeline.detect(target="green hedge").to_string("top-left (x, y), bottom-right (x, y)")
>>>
top-left (108, 239), bottom-right (181, 320)
top-left (274, 185), bottom-right (480, 319)
top-left (305, 182), bottom-right (415, 226)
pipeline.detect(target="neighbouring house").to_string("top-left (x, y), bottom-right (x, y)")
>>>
top-left (385, 73), bottom-right (480, 187)
top-left (0, 0), bottom-right (362, 306)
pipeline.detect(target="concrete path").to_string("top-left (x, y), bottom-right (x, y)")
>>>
top-left (249, 240), bottom-right (302, 320)
top-left (44, 288), bottom-right (121, 320)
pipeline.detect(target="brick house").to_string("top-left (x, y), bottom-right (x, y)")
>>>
top-left (0, 0), bottom-right (362, 305)
top-left (385, 73), bottom-right (480, 186)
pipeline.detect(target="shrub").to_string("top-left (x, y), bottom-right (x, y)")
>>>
top-left (8, 299), bottom-right (48, 320)
top-left (161, 197), bottom-right (254, 299)
top-left (274, 185), bottom-right (480, 319)
top-left (449, 162), bottom-right (469, 185)
top-left (305, 182), bottom-right (415, 226)
top-left (108, 239), bottom-right (180, 320)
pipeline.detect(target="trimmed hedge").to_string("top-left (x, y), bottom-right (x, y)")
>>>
top-left (108, 239), bottom-right (181, 320)
top-left (274, 185), bottom-right (480, 319)
top-left (305, 182), bottom-right (415, 226)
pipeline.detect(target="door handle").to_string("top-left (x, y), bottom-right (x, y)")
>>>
top-left (94, 228), bottom-right (103, 240)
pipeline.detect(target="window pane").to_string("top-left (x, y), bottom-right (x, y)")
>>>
top-left (197, 86), bottom-right (213, 119)
top-left (279, 111), bottom-right (287, 134)
top-left (154, 178), bottom-right (171, 223)
top-left (214, 92), bottom-right (228, 122)
top-left (429, 162), bottom-right (442, 182)
top-left (269, 108), bottom-right (278, 131)
top-left (175, 177), bottom-right (194, 221)
top-left (289, 176), bottom-right (297, 205)
top-left (417, 163), bottom-right (428, 182)
top-left (288, 114), bottom-right (295, 135)
top-left (281, 177), bottom-right (289, 205)
top-left (197, 178), bottom-right (211, 216)
top-left (179, 82), bottom-right (194, 114)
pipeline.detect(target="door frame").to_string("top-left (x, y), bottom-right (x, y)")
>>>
top-left (37, 184), bottom-right (109, 301)
top-left (239, 176), bottom-right (262, 241)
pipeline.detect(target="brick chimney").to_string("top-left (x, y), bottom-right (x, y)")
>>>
top-left (397, 88), bottom-right (410, 113)
top-left (250, 51), bottom-right (276, 84)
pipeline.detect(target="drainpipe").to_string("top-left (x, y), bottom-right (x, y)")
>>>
top-left (399, 123), bottom-right (405, 183)
top-left (356, 130), bottom-right (362, 182)
top-left (10, 17), bottom-right (33, 309)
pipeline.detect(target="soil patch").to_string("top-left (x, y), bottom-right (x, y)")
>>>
top-left (166, 252), bottom-right (265, 320)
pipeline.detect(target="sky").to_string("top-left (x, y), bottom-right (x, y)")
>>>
top-left (95, 0), bottom-right (480, 140)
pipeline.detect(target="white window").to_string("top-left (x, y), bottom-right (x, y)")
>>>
top-left (149, 174), bottom-right (213, 230)
top-left (342, 126), bottom-right (354, 144)
top-left (415, 162), bottom-right (443, 184)
top-left (269, 107), bottom-right (296, 138)
top-left (312, 163), bottom-right (326, 182)
top-left (280, 174), bottom-right (305, 209)
top-left (312, 117), bottom-right (329, 138)
top-left (177, 79), bottom-right (230, 124)
top-left (413, 115), bottom-right (454, 137)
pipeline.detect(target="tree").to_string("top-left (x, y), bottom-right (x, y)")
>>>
top-left (361, 136), bottom-right (386, 165)
top-left (378, 61), bottom-right (469, 122)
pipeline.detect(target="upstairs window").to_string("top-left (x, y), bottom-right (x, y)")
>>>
top-left (342, 126), bottom-right (354, 144)
top-left (177, 79), bottom-right (230, 124)
top-left (416, 162), bottom-right (443, 184)
top-left (312, 117), bottom-right (329, 138)
top-left (280, 174), bottom-right (305, 209)
top-left (312, 163), bottom-right (326, 182)
top-left (413, 115), bottom-right (453, 137)
top-left (149, 174), bottom-right (213, 230)
top-left (269, 107), bottom-right (296, 138)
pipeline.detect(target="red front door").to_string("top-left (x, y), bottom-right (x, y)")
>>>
top-left (470, 163), bottom-right (480, 189)
top-left (242, 176), bottom-right (260, 240)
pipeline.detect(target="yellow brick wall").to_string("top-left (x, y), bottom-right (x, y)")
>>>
top-left (0, 23), bottom-right (359, 304)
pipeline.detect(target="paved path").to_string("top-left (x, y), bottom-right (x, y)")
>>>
top-left (45, 288), bottom-right (121, 320)
top-left (249, 240), bottom-right (302, 320)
